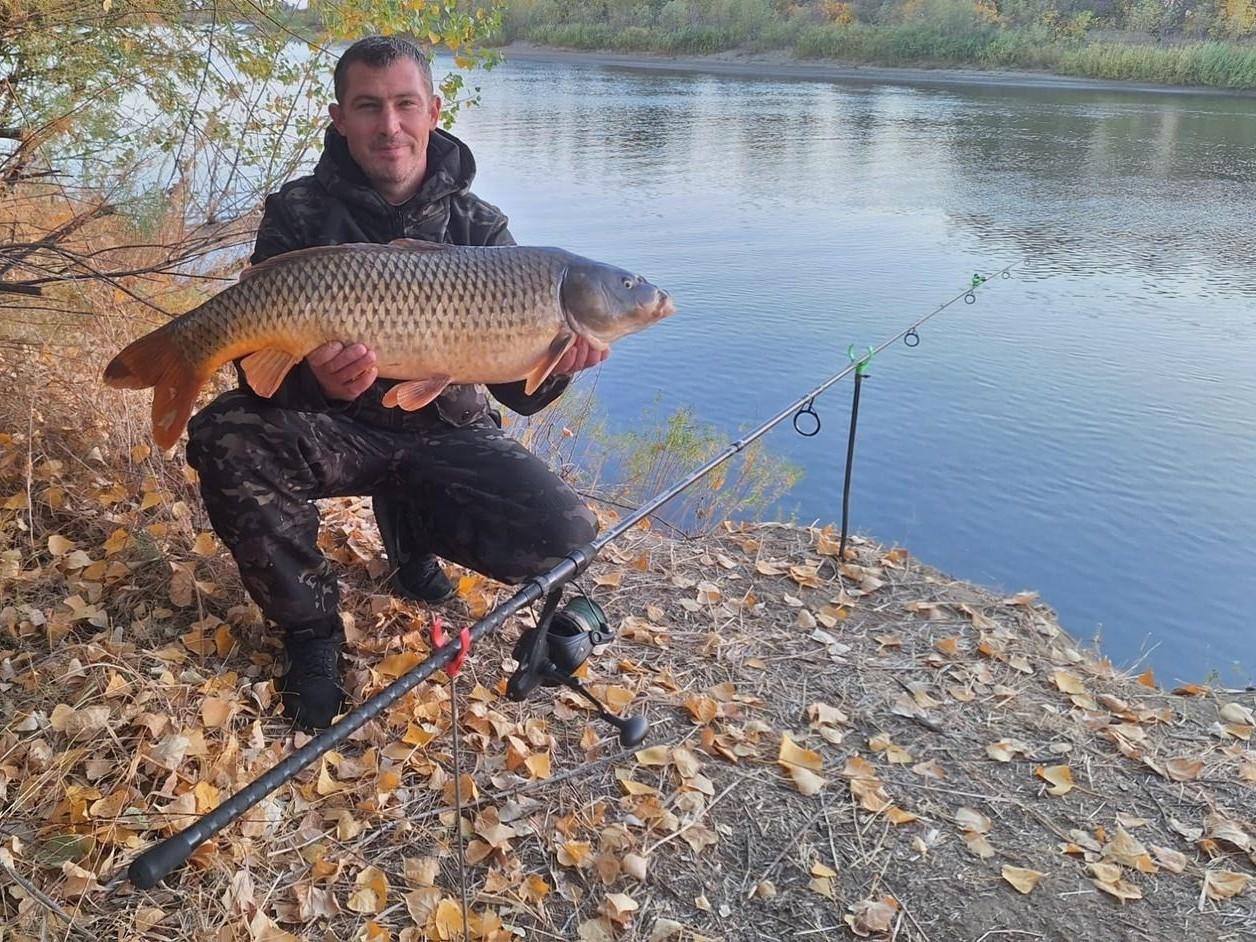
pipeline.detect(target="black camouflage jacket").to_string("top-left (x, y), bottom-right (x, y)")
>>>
top-left (241, 125), bottom-right (570, 428)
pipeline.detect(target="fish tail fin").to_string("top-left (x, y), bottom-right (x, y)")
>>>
top-left (104, 326), bottom-right (209, 450)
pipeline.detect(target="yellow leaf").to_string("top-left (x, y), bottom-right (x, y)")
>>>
top-left (778, 735), bottom-right (823, 772)
top-left (1035, 764), bottom-right (1074, 796)
top-left (963, 831), bottom-right (996, 858)
top-left (1220, 702), bottom-right (1256, 726)
top-left (935, 636), bottom-right (960, 656)
top-left (194, 780), bottom-right (220, 813)
top-left (103, 529), bottom-right (129, 556)
top-left (48, 534), bottom-right (74, 556)
top-left (524, 752), bottom-right (552, 779)
top-left (316, 761), bottom-right (344, 796)
top-left (1203, 870), bottom-right (1250, 901)
top-left (50, 703), bottom-right (77, 731)
top-left (684, 695), bottom-right (720, 725)
top-left (60, 861), bottom-right (101, 897)
top-left (1172, 683), bottom-right (1208, 697)
top-left (885, 805), bottom-right (918, 825)
top-left (787, 765), bottom-right (826, 796)
top-left (592, 570), bottom-right (622, 588)
top-left (378, 652), bottom-right (423, 679)
top-left (635, 745), bottom-right (671, 767)
top-left (347, 866), bottom-right (389, 914)
top-left (1093, 876), bottom-right (1142, 902)
top-left (403, 724), bottom-right (436, 748)
top-left (88, 789), bottom-right (130, 820)
top-left (1103, 828), bottom-right (1155, 872)
top-left (604, 892), bottom-right (638, 921)
top-left (201, 697), bottom-right (234, 728)
top-left (788, 565), bottom-right (823, 588)
top-left (1090, 862), bottom-right (1122, 884)
top-left (695, 581), bottom-right (721, 603)
top-left (1052, 670), bottom-right (1086, 695)
top-left (1164, 757), bottom-right (1203, 782)
top-left (1151, 845), bottom-right (1187, 874)
top-left (404, 857), bottom-right (440, 887)
top-left (845, 897), bottom-right (899, 937)
top-left (213, 624), bottom-right (235, 657)
top-left (1001, 865), bottom-right (1044, 894)
top-left (191, 532), bottom-right (217, 556)
top-left (986, 739), bottom-right (1029, 762)
top-left (557, 840), bottom-right (592, 868)
top-left (955, 807), bottom-right (992, 833)
top-left (1136, 670), bottom-right (1157, 688)
top-left (911, 759), bottom-right (945, 780)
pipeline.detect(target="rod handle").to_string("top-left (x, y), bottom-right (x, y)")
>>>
top-left (127, 833), bottom-right (199, 889)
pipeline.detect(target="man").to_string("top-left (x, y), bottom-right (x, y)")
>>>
top-left (186, 35), bottom-right (605, 730)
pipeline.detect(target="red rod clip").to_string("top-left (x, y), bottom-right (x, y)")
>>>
top-left (431, 616), bottom-right (471, 678)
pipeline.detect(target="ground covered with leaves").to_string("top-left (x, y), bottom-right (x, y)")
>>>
top-left (3, 340), bottom-right (1256, 942)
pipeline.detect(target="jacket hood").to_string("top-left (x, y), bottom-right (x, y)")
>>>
top-left (313, 124), bottom-right (478, 217)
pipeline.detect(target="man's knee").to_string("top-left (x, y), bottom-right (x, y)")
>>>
top-left (546, 500), bottom-right (599, 554)
top-left (508, 499), bottom-right (598, 582)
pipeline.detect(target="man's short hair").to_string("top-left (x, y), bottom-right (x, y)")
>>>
top-left (333, 35), bottom-right (434, 101)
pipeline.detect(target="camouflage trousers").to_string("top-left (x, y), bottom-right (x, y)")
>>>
top-left (185, 389), bottom-right (598, 635)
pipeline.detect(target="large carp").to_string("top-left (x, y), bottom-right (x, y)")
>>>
top-left (104, 239), bottom-right (675, 449)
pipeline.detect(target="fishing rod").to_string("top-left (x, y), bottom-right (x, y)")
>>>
top-left (117, 259), bottom-right (1019, 892)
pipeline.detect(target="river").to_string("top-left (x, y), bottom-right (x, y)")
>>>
top-left (431, 50), bottom-right (1256, 687)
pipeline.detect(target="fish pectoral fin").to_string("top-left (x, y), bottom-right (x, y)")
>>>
top-left (382, 376), bottom-right (452, 411)
top-left (240, 347), bottom-right (301, 398)
top-left (524, 332), bottom-right (576, 396)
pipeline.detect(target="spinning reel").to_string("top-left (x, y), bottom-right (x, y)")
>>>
top-left (507, 588), bottom-right (650, 748)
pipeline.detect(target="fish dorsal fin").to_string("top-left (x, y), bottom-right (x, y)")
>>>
top-left (388, 238), bottom-right (454, 252)
top-left (524, 331), bottom-right (576, 395)
top-left (237, 243), bottom-right (379, 282)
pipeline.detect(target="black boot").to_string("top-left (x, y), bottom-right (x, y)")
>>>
top-left (394, 553), bottom-right (456, 603)
top-left (279, 620), bottom-right (345, 730)
top-left (375, 494), bottom-right (455, 603)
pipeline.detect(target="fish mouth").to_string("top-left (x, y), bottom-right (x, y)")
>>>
top-left (653, 291), bottom-right (676, 320)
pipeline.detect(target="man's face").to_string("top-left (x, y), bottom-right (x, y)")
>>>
top-left (329, 59), bottom-right (441, 203)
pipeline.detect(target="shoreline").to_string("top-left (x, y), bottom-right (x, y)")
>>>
top-left (498, 40), bottom-right (1256, 97)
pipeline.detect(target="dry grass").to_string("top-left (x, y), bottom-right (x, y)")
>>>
top-left (2, 196), bottom-right (1256, 942)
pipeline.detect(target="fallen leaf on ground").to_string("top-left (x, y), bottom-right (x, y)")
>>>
top-left (845, 897), bottom-right (899, 937)
top-left (987, 738), bottom-right (1031, 762)
top-left (956, 807), bottom-right (992, 833)
top-left (1052, 670), bottom-right (1086, 695)
top-left (347, 866), bottom-right (388, 914)
top-left (1002, 865), bottom-right (1044, 894)
top-left (1204, 814), bottom-right (1253, 854)
top-left (1203, 870), bottom-right (1251, 901)
top-left (1151, 846), bottom-right (1186, 874)
top-left (1165, 757), bottom-right (1204, 782)
top-left (1035, 764), bottom-right (1074, 796)
top-left (1219, 702), bottom-right (1256, 726)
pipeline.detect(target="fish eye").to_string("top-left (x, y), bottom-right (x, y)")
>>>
top-left (622, 277), bottom-right (634, 289)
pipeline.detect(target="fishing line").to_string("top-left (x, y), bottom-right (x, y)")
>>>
top-left (110, 258), bottom-right (1021, 893)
